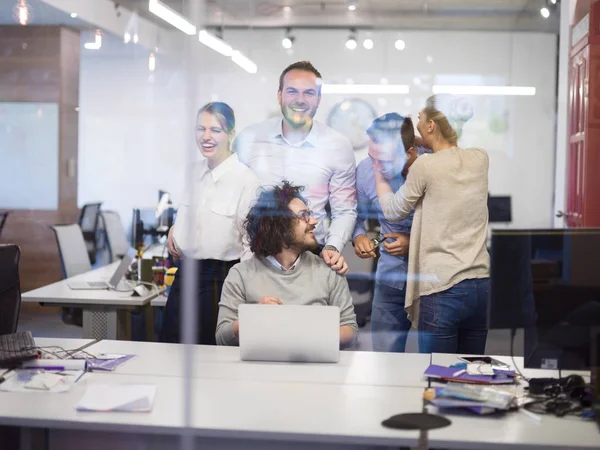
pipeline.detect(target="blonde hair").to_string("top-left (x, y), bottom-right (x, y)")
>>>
top-left (423, 94), bottom-right (473, 146)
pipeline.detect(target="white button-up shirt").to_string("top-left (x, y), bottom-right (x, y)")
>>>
top-left (234, 118), bottom-right (357, 251)
top-left (173, 153), bottom-right (261, 261)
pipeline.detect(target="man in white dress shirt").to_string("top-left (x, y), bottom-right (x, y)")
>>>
top-left (234, 61), bottom-right (357, 275)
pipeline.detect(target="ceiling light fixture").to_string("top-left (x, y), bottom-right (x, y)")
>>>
top-left (133, 33), bottom-right (139, 44)
top-left (322, 84), bottom-right (410, 95)
top-left (394, 39), bottom-right (406, 51)
top-left (13, 0), bottom-right (31, 26)
top-left (345, 29), bottom-right (357, 50)
top-left (84, 29), bottom-right (102, 50)
top-left (231, 50), bottom-right (258, 74)
top-left (148, 52), bottom-right (156, 72)
top-left (540, 6), bottom-right (550, 18)
top-left (124, 32), bottom-right (131, 43)
top-left (198, 29), bottom-right (233, 56)
top-left (282, 28), bottom-right (295, 49)
top-left (70, 12), bottom-right (78, 18)
top-left (432, 85), bottom-right (536, 96)
top-left (148, 0), bottom-right (196, 35)
top-left (363, 38), bottom-right (373, 50)
top-left (347, 1), bottom-right (357, 11)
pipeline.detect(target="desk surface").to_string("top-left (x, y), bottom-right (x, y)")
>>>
top-left (2, 338), bottom-right (598, 449)
top-left (0, 371), bottom-right (421, 448)
top-left (22, 263), bottom-right (159, 307)
top-left (84, 339), bottom-right (431, 388)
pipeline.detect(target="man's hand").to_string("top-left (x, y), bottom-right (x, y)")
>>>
top-left (167, 226), bottom-right (181, 258)
top-left (383, 232), bottom-right (410, 257)
top-left (321, 248), bottom-right (349, 275)
top-left (258, 296), bottom-right (283, 305)
top-left (353, 235), bottom-right (376, 259)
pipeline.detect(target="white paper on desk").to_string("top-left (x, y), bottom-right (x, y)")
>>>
top-left (0, 371), bottom-right (73, 393)
top-left (76, 384), bottom-right (156, 412)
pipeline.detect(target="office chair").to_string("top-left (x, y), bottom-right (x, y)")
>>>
top-left (0, 244), bottom-right (22, 335)
top-left (51, 224), bottom-right (92, 326)
top-left (78, 202), bottom-right (103, 265)
top-left (0, 212), bottom-right (9, 240)
top-left (101, 211), bottom-right (129, 263)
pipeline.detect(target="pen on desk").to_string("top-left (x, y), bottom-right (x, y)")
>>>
top-left (452, 369), bottom-right (466, 377)
top-left (25, 366), bottom-right (65, 371)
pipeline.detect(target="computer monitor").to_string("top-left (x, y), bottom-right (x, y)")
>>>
top-left (490, 228), bottom-right (600, 370)
top-left (488, 195), bottom-right (512, 223)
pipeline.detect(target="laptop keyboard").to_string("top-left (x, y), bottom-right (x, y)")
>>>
top-left (87, 281), bottom-right (108, 288)
top-left (0, 331), bottom-right (38, 368)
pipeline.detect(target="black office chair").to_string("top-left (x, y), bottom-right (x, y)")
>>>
top-left (0, 244), bottom-right (22, 335)
top-left (78, 202), bottom-right (102, 265)
top-left (0, 212), bottom-right (9, 240)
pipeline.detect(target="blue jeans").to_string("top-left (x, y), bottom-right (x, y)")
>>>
top-left (418, 278), bottom-right (489, 354)
top-left (370, 283), bottom-right (412, 353)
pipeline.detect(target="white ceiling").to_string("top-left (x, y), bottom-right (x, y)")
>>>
top-left (0, 0), bottom-right (560, 39)
top-left (116, 0), bottom-right (560, 32)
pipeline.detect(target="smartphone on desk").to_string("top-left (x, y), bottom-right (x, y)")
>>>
top-left (458, 356), bottom-right (510, 368)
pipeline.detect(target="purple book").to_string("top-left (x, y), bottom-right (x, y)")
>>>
top-left (424, 364), bottom-right (516, 385)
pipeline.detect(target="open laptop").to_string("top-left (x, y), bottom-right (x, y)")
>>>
top-left (238, 304), bottom-right (340, 363)
top-left (68, 247), bottom-right (136, 290)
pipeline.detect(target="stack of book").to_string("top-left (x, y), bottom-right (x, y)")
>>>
top-left (424, 364), bottom-right (517, 385)
top-left (424, 383), bottom-right (518, 415)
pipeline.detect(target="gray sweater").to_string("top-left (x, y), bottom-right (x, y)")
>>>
top-left (216, 252), bottom-right (358, 346)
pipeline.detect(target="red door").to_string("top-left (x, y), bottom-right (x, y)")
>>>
top-left (566, 45), bottom-right (589, 227)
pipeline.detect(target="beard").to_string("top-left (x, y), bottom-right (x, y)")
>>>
top-left (286, 229), bottom-right (318, 253)
top-left (282, 104), bottom-right (315, 129)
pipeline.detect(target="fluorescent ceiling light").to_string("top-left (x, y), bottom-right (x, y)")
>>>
top-left (84, 30), bottom-right (102, 50)
top-left (198, 29), bottom-right (233, 56)
top-left (432, 85), bottom-right (536, 96)
top-left (321, 84), bottom-right (410, 95)
top-left (231, 50), bottom-right (257, 74)
top-left (149, 0), bottom-right (196, 35)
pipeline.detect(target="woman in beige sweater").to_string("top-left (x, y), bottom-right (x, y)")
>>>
top-left (374, 94), bottom-right (490, 354)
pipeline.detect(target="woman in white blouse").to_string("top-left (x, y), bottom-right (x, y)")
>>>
top-left (160, 102), bottom-right (261, 345)
top-left (373, 94), bottom-right (490, 355)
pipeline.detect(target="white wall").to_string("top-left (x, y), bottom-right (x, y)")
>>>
top-left (77, 33), bottom-right (188, 230)
top-left (78, 29), bottom-right (558, 232)
top-left (0, 102), bottom-right (59, 209)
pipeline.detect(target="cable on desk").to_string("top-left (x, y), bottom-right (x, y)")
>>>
top-left (510, 328), bottom-right (528, 383)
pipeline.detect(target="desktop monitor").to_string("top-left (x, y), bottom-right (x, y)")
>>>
top-left (490, 229), bottom-right (600, 370)
top-left (488, 195), bottom-right (512, 223)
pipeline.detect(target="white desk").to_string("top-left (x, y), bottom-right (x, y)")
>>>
top-left (22, 263), bottom-right (160, 340)
top-left (84, 339), bottom-right (431, 388)
top-left (2, 338), bottom-right (598, 450)
top-left (150, 293), bottom-right (167, 307)
top-left (3, 372), bottom-right (422, 450)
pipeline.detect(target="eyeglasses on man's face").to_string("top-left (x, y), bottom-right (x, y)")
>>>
top-left (294, 210), bottom-right (314, 223)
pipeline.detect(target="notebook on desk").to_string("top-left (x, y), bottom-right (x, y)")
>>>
top-left (238, 304), bottom-right (340, 363)
top-left (68, 248), bottom-right (136, 290)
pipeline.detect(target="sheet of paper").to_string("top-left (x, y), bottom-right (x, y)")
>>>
top-left (0, 371), bottom-right (74, 393)
top-left (467, 363), bottom-right (494, 375)
top-left (76, 384), bottom-right (156, 412)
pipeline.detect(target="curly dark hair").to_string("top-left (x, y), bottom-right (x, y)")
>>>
top-left (245, 181), bottom-right (307, 257)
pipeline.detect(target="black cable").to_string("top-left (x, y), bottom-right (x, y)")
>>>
top-left (510, 328), bottom-right (529, 383)
top-left (0, 368), bottom-right (15, 384)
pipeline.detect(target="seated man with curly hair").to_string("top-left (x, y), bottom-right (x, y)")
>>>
top-left (215, 181), bottom-right (358, 347)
